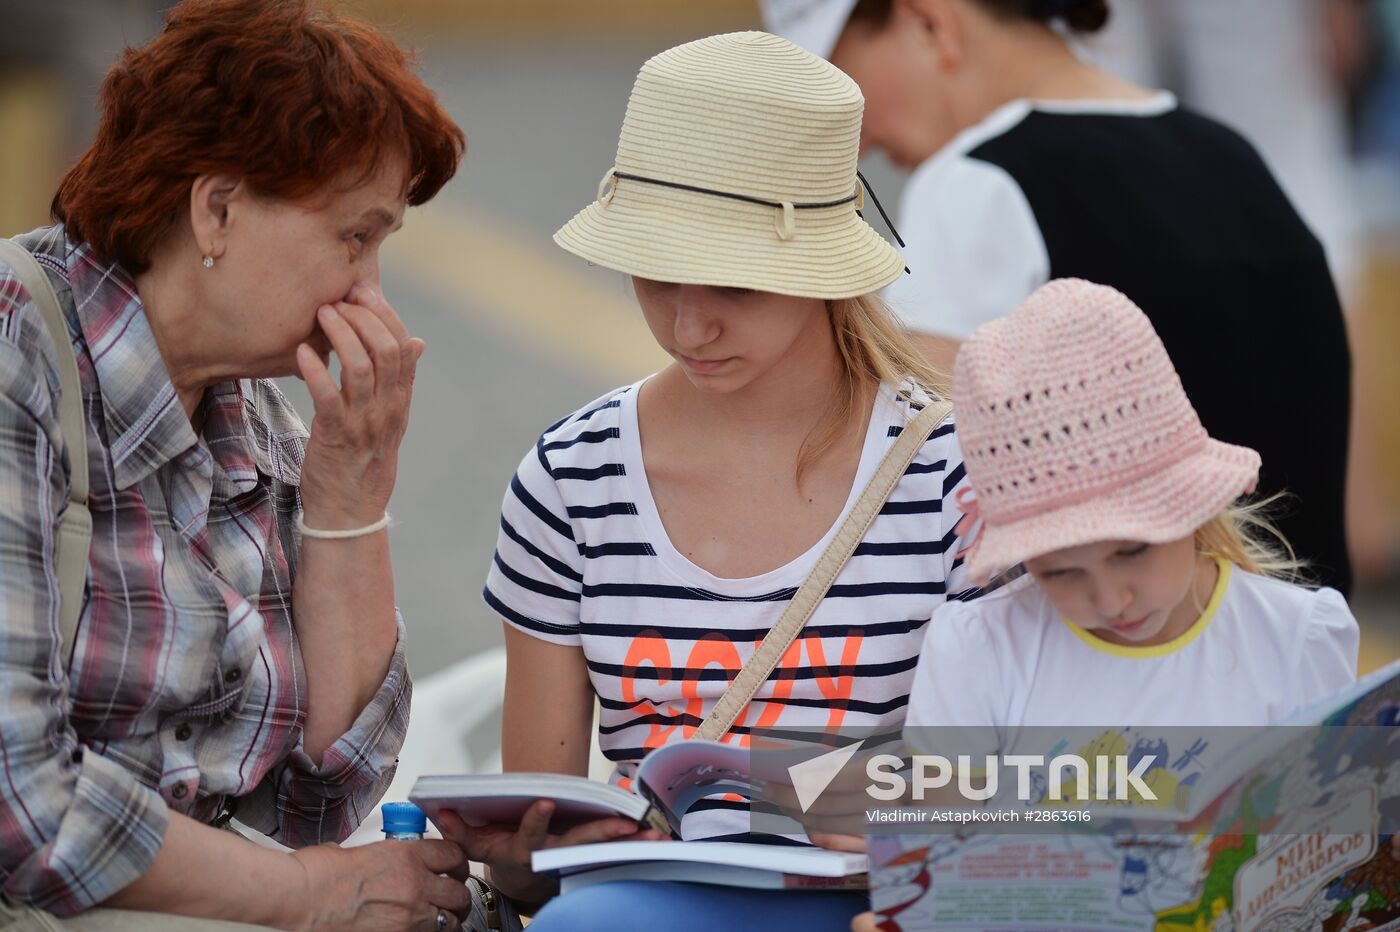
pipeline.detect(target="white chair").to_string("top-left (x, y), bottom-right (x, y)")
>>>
top-left (344, 645), bottom-right (512, 845)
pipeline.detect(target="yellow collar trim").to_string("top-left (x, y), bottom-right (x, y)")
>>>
top-left (1060, 556), bottom-right (1231, 659)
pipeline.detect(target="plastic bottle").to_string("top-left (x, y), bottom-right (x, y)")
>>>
top-left (381, 802), bottom-right (504, 930)
top-left (380, 801), bottom-right (427, 840)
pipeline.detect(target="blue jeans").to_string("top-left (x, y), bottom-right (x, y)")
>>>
top-left (525, 881), bottom-right (868, 931)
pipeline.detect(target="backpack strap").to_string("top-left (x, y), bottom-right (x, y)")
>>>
top-left (0, 238), bottom-right (91, 662)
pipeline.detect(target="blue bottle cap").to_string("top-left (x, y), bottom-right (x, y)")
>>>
top-left (381, 801), bottom-right (427, 836)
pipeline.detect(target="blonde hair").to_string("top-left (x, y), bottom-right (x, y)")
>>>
top-left (1194, 493), bottom-right (1303, 580)
top-left (796, 293), bottom-right (950, 487)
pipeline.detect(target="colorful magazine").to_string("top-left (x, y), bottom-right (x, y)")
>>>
top-left (869, 657), bottom-right (1400, 931)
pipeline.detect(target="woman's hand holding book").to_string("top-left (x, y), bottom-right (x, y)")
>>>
top-left (435, 800), bottom-right (665, 909)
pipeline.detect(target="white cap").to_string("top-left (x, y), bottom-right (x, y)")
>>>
top-left (758, 0), bottom-right (860, 59)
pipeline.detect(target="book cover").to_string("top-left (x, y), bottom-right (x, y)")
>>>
top-left (868, 658), bottom-right (1400, 931)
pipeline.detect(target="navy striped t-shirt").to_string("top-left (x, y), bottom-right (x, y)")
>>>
top-left (483, 378), bottom-right (977, 839)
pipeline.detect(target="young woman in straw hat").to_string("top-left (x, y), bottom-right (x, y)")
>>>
top-left (436, 30), bottom-right (978, 930)
top-left (761, 0), bottom-right (1355, 602)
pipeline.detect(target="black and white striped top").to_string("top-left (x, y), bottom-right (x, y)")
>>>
top-left (483, 378), bottom-right (977, 839)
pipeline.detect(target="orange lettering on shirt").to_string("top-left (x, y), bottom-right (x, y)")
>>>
top-left (806, 634), bottom-right (864, 732)
top-left (682, 635), bottom-right (743, 744)
top-left (620, 634), bottom-right (681, 752)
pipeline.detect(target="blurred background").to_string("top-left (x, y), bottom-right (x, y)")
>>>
top-left (2, 0), bottom-right (1397, 686)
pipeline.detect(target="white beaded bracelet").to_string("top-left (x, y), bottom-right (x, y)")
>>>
top-left (296, 512), bottom-right (391, 540)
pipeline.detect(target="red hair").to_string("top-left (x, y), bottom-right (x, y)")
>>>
top-left (53, 0), bottom-right (466, 274)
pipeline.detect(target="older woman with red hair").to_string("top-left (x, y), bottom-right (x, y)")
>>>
top-left (0, 2), bottom-right (467, 930)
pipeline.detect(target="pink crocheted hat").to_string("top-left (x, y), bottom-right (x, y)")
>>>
top-left (954, 278), bottom-right (1261, 585)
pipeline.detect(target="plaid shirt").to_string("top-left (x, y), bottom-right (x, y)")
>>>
top-left (0, 226), bottom-right (411, 915)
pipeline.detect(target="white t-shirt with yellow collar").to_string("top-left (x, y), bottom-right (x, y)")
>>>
top-left (905, 558), bottom-right (1360, 732)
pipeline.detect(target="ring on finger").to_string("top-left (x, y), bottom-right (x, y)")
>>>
top-left (436, 909), bottom-right (452, 932)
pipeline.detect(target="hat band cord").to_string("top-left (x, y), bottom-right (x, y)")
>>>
top-left (607, 170), bottom-right (910, 273)
top-left (611, 171), bottom-right (857, 209)
top-left (855, 169), bottom-right (906, 249)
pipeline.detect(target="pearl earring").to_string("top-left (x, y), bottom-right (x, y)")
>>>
top-left (202, 255), bottom-right (215, 269)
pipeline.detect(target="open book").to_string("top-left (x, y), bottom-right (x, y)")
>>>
top-left (409, 738), bottom-right (756, 839)
top-left (869, 656), bottom-right (1400, 932)
top-left (410, 738), bottom-right (868, 890)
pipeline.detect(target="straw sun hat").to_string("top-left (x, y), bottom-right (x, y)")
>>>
top-left (954, 279), bottom-right (1262, 585)
top-left (553, 31), bottom-right (905, 300)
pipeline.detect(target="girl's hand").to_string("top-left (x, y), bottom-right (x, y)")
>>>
top-left (816, 836), bottom-right (876, 931)
top-left (288, 840), bottom-right (470, 931)
top-left (810, 833), bottom-right (868, 854)
top-left (296, 284), bottom-right (424, 530)
top-left (435, 802), bottom-right (665, 908)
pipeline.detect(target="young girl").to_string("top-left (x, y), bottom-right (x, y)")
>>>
top-left (843, 278), bottom-right (1363, 932)
top-left (439, 31), bottom-right (978, 932)
top-left (905, 277), bottom-right (1359, 737)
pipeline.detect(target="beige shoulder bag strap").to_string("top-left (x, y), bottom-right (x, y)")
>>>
top-left (693, 397), bottom-right (953, 743)
top-left (0, 239), bottom-right (92, 663)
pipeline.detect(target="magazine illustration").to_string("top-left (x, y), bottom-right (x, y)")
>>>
top-left (870, 658), bottom-right (1400, 931)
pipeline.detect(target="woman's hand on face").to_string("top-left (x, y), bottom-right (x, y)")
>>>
top-left (434, 802), bottom-right (665, 907)
top-left (295, 283), bottom-right (425, 529)
top-left (289, 839), bottom-right (470, 932)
